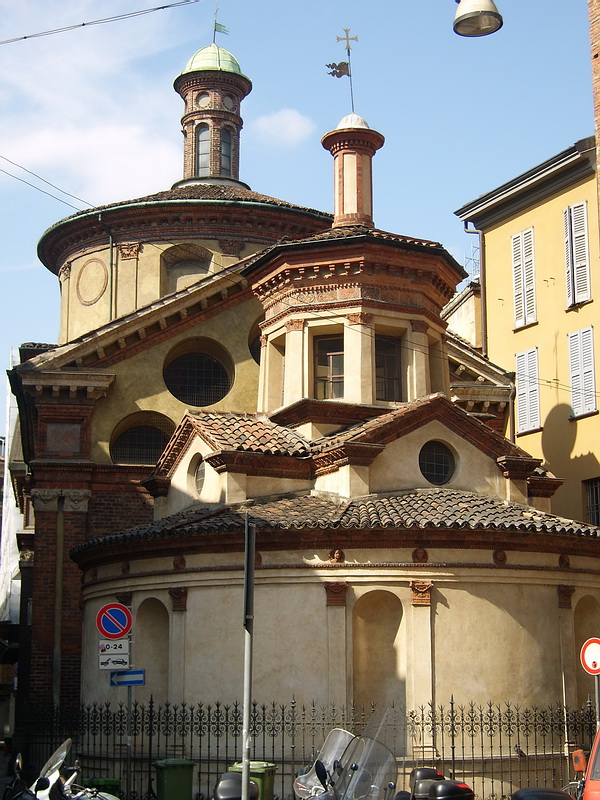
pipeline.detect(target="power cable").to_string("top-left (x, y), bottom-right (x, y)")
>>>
top-left (0, 1), bottom-right (199, 47)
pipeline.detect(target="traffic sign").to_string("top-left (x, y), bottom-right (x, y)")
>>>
top-left (110, 669), bottom-right (145, 687)
top-left (96, 603), bottom-right (133, 639)
top-left (581, 638), bottom-right (600, 674)
top-left (99, 654), bottom-right (130, 671)
top-left (99, 639), bottom-right (130, 654)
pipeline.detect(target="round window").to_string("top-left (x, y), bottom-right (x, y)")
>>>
top-left (419, 441), bottom-right (455, 485)
top-left (164, 351), bottom-right (231, 406)
top-left (110, 413), bottom-right (175, 465)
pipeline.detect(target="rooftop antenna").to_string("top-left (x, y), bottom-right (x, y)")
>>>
top-left (326, 28), bottom-right (358, 113)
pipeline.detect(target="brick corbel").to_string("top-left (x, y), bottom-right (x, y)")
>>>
top-left (324, 582), bottom-right (349, 606)
top-left (558, 585), bottom-right (575, 609)
top-left (496, 455), bottom-right (542, 481)
top-left (410, 580), bottom-right (433, 606)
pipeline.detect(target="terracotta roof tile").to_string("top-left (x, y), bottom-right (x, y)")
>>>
top-left (71, 489), bottom-right (600, 557)
top-left (189, 411), bottom-right (311, 457)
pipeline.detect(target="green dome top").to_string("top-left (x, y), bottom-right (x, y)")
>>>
top-left (180, 43), bottom-right (248, 78)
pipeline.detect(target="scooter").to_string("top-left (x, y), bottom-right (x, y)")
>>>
top-left (4, 740), bottom-right (120, 800)
top-left (293, 711), bottom-right (474, 800)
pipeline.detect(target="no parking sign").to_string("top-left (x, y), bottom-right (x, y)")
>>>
top-left (581, 637), bottom-right (600, 675)
top-left (96, 603), bottom-right (133, 640)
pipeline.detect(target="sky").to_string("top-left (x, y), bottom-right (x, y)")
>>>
top-left (0, 0), bottom-right (594, 432)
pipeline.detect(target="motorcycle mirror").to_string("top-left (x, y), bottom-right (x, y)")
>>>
top-left (315, 760), bottom-right (328, 790)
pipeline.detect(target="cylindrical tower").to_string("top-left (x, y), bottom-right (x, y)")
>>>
top-left (321, 113), bottom-right (384, 229)
top-left (173, 44), bottom-right (252, 188)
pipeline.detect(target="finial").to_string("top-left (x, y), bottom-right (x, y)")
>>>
top-left (213, 2), bottom-right (229, 44)
top-left (326, 28), bottom-right (358, 113)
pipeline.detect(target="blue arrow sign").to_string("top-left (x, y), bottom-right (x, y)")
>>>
top-left (110, 669), bottom-right (145, 687)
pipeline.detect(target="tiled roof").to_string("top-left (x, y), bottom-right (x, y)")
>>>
top-left (296, 224), bottom-right (445, 249)
top-left (56, 184), bottom-right (330, 223)
top-left (189, 411), bottom-right (311, 456)
top-left (71, 488), bottom-right (600, 556)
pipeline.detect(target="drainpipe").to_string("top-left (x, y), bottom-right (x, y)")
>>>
top-left (463, 221), bottom-right (487, 358)
top-left (53, 494), bottom-right (65, 707)
top-left (98, 214), bottom-right (115, 321)
top-left (508, 380), bottom-right (516, 444)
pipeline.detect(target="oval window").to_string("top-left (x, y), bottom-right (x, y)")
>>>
top-left (419, 441), bottom-right (455, 485)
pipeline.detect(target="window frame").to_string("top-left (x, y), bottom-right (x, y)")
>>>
top-left (314, 335), bottom-right (344, 400)
top-left (585, 477), bottom-right (600, 526)
top-left (196, 123), bottom-right (211, 177)
top-left (375, 335), bottom-right (402, 402)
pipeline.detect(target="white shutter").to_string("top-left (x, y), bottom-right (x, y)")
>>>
top-left (569, 327), bottom-right (596, 416)
top-left (565, 202), bottom-right (591, 306)
top-left (523, 228), bottom-right (536, 323)
top-left (513, 229), bottom-right (535, 326)
top-left (516, 348), bottom-right (540, 432)
top-left (572, 202), bottom-right (590, 303)
top-left (564, 207), bottom-right (574, 307)
top-left (512, 234), bottom-right (524, 327)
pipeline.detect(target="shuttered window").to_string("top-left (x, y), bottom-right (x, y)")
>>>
top-left (516, 348), bottom-right (540, 433)
top-left (564, 201), bottom-right (591, 306)
top-left (568, 326), bottom-right (596, 417)
top-left (512, 228), bottom-right (536, 328)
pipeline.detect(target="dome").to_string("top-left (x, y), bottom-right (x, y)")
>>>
top-left (336, 113), bottom-right (370, 130)
top-left (180, 43), bottom-right (248, 78)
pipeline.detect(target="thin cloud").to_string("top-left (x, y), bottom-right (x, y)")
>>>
top-left (249, 109), bottom-right (316, 148)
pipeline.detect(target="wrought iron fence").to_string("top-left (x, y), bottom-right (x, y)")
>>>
top-left (18, 699), bottom-right (598, 800)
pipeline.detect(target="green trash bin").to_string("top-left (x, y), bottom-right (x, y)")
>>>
top-left (231, 761), bottom-right (277, 800)
top-left (82, 778), bottom-right (121, 794)
top-left (153, 758), bottom-right (195, 800)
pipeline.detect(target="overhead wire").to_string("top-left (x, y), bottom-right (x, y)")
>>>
top-left (0, 1), bottom-right (200, 47)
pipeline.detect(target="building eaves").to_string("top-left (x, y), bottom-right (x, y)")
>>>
top-left (454, 136), bottom-right (596, 229)
top-left (187, 411), bottom-right (311, 457)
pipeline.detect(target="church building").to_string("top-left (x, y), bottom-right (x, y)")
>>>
top-left (7, 41), bottom-right (600, 717)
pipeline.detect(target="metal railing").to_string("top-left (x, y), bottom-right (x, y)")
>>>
top-left (18, 698), bottom-right (598, 800)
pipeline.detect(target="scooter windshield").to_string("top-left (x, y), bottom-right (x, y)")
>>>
top-left (294, 729), bottom-right (356, 799)
top-left (331, 734), bottom-right (397, 800)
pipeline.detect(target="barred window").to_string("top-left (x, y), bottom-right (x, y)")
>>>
top-left (419, 441), bottom-right (455, 485)
top-left (111, 413), bottom-right (174, 465)
top-left (586, 478), bottom-right (600, 526)
top-left (163, 343), bottom-right (233, 407)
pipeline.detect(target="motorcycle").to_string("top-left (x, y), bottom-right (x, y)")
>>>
top-left (3, 740), bottom-right (120, 800)
top-left (293, 711), bottom-right (474, 800)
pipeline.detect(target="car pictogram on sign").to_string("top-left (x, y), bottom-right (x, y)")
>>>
top-left (96, 603), bottom-right (133, 640)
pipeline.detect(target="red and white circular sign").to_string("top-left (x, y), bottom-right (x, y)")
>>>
top-left (580, 637), bottom-right (600, 675)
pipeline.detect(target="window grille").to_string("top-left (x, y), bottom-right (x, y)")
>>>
top-left (111, 414), bottom-right (174, 465)
top-left (164, 352), bottom-right (231, 406)
top-left (586, 478), bottom-right (600, 526)
top-left (419, 441), bottom-right (455, 485)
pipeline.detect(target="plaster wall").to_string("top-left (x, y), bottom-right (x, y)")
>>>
top-left (59, 238), bottom-right (265, 344)
top-left (79, 547), bottom-right (600, 708)
top-left (368, 419), bottom-right (506, 496)
top-left (90, 296), bottom-right (264, 463)
top-left (482, 173), bottom-right (600, 522)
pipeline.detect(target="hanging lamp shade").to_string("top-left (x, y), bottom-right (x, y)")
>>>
top-left (453, 0), bottom-right (503, 37)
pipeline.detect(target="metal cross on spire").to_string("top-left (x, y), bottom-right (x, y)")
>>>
top-left (326, 28), bottom-right (358, 113)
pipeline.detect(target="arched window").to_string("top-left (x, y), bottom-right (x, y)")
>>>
top-left (221, 128), bottom-right (231, 176)
top-left (110, 412), bottom-right (175, 465)
top-left (196, 124), bottom-right (210, 177)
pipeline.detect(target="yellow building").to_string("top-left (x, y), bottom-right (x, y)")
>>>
top-left (455, 137), bottom-right (599, 523)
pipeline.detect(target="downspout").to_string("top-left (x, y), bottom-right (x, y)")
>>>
top-left (53, 494), bottom-right (65, 707)
top-left (463, 221), bottom-right (487, 359)
top-left (98, 214), bottom-right (115, 321)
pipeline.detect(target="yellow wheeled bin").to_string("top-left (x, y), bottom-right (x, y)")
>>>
top-left (231, 761), bottom-right (277, 800)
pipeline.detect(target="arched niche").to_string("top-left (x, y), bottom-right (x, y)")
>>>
top-left (160, 243), bottom-right (212, 295)
top-left (352, 590), bottom-right (404, 711)
top-left (135, 597), bottom-right (170, 703)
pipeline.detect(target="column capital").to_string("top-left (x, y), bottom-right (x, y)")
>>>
top-left (324, 581), bottom-right (349, 607)
top-left (410, 580), bottom-right (433, 606)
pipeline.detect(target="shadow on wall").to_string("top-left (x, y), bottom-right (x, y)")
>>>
top-left (541, 403), bottom-right (600, 520)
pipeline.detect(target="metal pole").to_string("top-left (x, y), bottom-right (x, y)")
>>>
top-left (241, 514), bottom-right (255, 800)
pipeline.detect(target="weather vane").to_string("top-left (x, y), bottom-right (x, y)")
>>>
top-left (326, 28), bottom-right (357, 113)
top-left (213, 2), bottom-right (229, 43)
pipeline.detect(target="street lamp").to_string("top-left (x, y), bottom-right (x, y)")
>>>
top-left (453, 0), bottom-right (503, 37)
